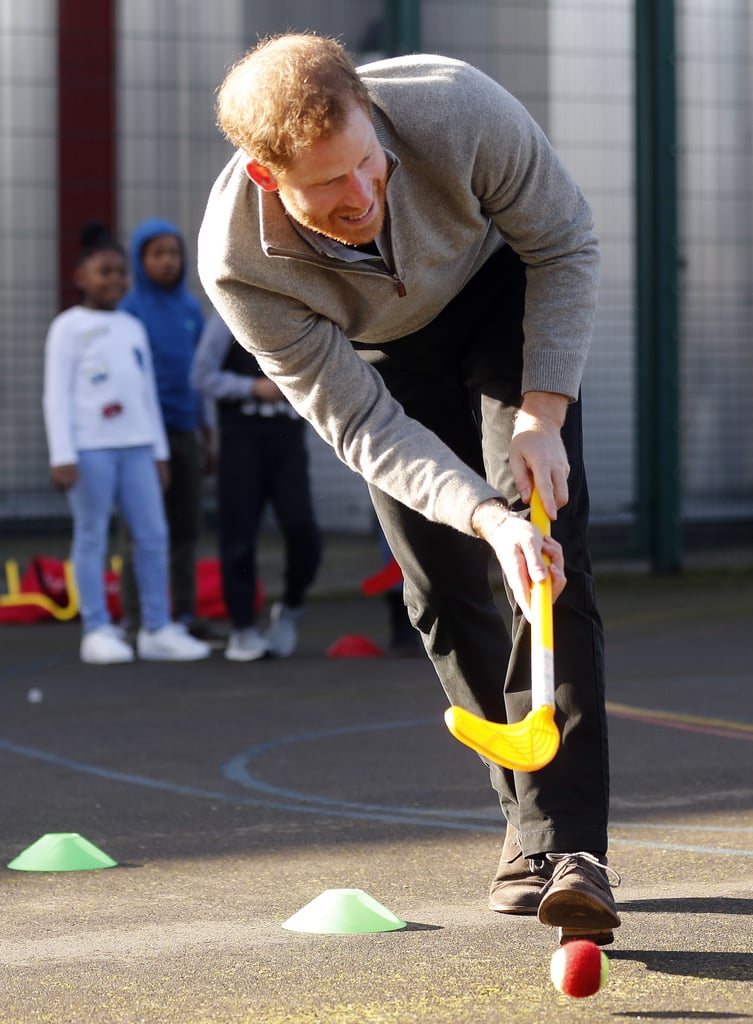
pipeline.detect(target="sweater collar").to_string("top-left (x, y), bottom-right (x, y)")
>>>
top-left (257, 139), bottom-right (400, 263)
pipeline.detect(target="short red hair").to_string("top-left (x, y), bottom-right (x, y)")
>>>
top-left (216, 33), bottom-right (372, 173)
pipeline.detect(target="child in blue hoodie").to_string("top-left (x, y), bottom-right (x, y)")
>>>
top-left (119, 218), bottom-right (214, 636)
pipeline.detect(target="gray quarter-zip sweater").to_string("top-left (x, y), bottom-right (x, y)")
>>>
top-left (198, 54), bottom-right (600, 538)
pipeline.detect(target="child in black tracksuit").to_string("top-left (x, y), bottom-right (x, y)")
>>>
top-left (191, 310), bottom-right (322, 660)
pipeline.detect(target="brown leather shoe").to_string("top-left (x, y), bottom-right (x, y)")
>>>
top-left (537, 851), bottom-right (621, 945)
top-left (489, 825), bottom-right (553, 916)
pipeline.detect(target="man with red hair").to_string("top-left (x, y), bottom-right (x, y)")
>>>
top-left (199, 32), bottom-right (620, 945)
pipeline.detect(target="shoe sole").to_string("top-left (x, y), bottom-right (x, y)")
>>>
top-left (138, 651), bottom-right (212, 661)
top-left (81, 655), bottom-right (134, 664)
top-left (558, 925), bottom-right (615, 946)
top-left (225, 649), bottom-right (268, 662)
top-left (538, 889), bottom-right (621, 932)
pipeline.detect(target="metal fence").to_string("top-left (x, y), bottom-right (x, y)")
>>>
top-left (0, 0), bottom-right (751, 562)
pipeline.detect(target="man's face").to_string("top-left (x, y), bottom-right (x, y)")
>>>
top-left (274, 104), bottom-right (389, 247)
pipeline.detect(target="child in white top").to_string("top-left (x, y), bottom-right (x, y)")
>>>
top-left (42, 223), bottom-right (210, 664)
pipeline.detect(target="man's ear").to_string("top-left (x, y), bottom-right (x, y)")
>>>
top-left (245, 160), bottom-right (279, 192)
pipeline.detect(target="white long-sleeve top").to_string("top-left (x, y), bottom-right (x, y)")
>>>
top-left (43, 305), bottom-right (169, 467)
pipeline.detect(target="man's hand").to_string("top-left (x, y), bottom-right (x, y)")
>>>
top-left (471, 500), bottom-right (565, 621)
top-left (509, 391), bottom-right (570, 521)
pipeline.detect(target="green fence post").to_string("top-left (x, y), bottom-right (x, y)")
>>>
top-left (384, 0), bottom-right (421, 56)
top-left (635, 0), bottom-right (682, 571)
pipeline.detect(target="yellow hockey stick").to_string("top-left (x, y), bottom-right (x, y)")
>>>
top-left (444, 488), bottom-right (560, 771)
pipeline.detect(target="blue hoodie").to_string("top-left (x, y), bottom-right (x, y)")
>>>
top-left (120, 217), bottom-right (205, 431)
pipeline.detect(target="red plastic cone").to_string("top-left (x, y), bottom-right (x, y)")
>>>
top-left (325, 634), bottom-right (384, 658)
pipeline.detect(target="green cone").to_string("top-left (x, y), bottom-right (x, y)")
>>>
top-left (7, 832), bottom-right (117, 872)
top-left (282, 888), bottom-right (406, 934)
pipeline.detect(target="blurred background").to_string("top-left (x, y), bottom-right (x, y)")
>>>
top-left (1, 0), bottom-right (751, 570)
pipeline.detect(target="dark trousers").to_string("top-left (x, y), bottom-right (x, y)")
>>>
top-left (354, 246), bottom-right (609, 858)
top-left (218, 418), bottom-right (322, 628)
top-left (120, 429), bottom-right (202, 624)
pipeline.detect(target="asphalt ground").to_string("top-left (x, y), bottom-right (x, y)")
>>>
top-left (1, 535), bottom-right (752, 1024)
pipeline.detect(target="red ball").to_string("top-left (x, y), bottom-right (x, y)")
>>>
top-left (550, 940), bottom-right (609, 998)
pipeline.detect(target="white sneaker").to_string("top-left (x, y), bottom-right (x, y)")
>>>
top-left (265, 603), bottom-right (302, 658)
top-left (137, 622), bottom-right (211, 661)
top-left (81, 625), bottom-right (135, 665)
top-left (225, 627), bottom-right (268, 662)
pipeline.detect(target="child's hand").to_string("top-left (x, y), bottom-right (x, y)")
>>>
top-left (199, 426), bottom-right (216, 476)
top-left (50, 464), bottom-right (78, 492)
top-left (253, 377), bottom-right (285, 402)
top-left (156, 460), bottom-right (171, 491)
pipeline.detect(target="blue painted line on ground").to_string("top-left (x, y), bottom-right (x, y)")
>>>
top-left (222, 721), bottom-right (753, 856)
top-left (0, 737), bottom-right (498, 832)
top-left (610, 836), bottom-right (753, 857)
top-left (223, 717), bottom-right (501, 820)
top-left (611, 821), bottom-right (753, 833)
top-left (2, 731), bottom-right (753, 856)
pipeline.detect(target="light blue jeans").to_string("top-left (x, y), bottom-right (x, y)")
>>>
top-left (67, 446), bottom-right (170, 634)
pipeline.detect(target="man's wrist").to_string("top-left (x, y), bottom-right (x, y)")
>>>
top-left (518, 390), bottom-right (569, 428)
top-left (471, 498), bottom-right (512, 541)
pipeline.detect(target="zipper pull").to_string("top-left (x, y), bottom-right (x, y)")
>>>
top-left (394, 276), bottom-right (407, 297)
